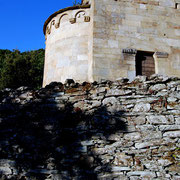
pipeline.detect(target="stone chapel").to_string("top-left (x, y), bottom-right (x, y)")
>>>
top-left (43, 0), bottom-right (180, 86)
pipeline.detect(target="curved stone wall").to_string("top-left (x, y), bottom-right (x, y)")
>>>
top-left (43, 6), bottom-right (91, 86)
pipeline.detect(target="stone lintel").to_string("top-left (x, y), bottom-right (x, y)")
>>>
top-left (122, 49), bottom-right (137, 54)
top-left (154, 52), bottom-right (169, 58)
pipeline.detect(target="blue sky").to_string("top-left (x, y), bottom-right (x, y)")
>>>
top-left (0, 0), bottom-right (80, 52)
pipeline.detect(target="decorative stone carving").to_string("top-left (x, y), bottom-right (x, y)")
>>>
top-left (82, 0), bottom-right (91, 5)
top-left (84, 16), bottom-right (90, 22)
top-left (51, 20), bottom-right (55, 25)
top-left (69, 18), bottom-right (76, 24)
top-left (154, 52), bottom-right (169, 58)
top-left (46, 20), bottom-right (55, 35)
top-left (75, 11), bottom-right (86, 19)
top-left (55, 23), bottom-right (60, 29)
top-left (46, 27), bottom-right (50, 35)
top-left (45, 8), bottom-right (90, 36)
top-left (122, 48), bottom-right (137, 54)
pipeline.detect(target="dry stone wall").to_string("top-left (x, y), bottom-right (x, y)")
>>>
top-left (0, 74), bottom-right (180, 179)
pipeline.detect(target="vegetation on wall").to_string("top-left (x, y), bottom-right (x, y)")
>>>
top-left (0, 49), bottom-right (45, 90)
top-left (73, 0), bottom-right (81, 6)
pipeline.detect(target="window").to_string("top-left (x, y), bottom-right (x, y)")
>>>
top-left (136, 51), bottom-right (155, 77)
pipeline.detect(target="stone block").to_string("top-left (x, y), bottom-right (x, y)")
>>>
top-left (133, 102), bottom-right (151, 112)
top-left (144, 160), bottom-right (159, 171)
top-left (159, 125), bottom-right (180, 131)
top-left (141, 131), bottom-right (162, 140)
top-left (127, 171), bottom-right (156, 178)
top-left (175, 117), bottom-right (180, 124)
top-left (163, 131), bottom-right (180, 138)
top-left (149, 84), bottom-right (167, 92)
top-left (0, 167), bottom-right (12, 175)
top-left (108, 40), bottom-right (119, 48)
top-left (159, 0), bottom-right (175, 8)
top-left (158, 158), bottom-right (173, 167)
top-left (111, 166), bottom-right (131, 172)
top-left (146, 115), bottom-right (174, 125)
top-left (135, 139), bottom-right (168, 149)
top-left (124, 132), bottom-right (141, 141)
top-left (106, 89), bottom-right (132, 96)
top-left (102, 97), bottom-right (119, 106)
top-left (128, 116), bottom-right (146, 125)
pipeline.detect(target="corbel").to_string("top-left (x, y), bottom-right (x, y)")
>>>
top-left (69, 18), bottom-right (76, 24)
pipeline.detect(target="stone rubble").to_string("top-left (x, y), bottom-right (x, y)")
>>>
top-left (0, 74), bottom-right (180, 179)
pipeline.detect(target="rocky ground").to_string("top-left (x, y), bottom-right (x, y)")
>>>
top-left (0, 74), bottom-right (180, 179)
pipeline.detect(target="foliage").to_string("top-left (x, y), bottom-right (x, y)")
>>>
top-left (0, 49), bottom-right (45, 90)
top-left (73, 0), bottom-right (81, 6)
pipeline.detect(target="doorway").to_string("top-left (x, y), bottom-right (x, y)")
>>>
top-left (135, 51), bottom-right (155, 77)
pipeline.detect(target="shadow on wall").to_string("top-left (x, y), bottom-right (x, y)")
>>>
top-left (0, 84), bottom-right (127, 180)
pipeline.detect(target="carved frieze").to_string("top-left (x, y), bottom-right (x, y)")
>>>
top-left (122, 48), bottom-right (137, 54)
top-left (69, 18), bottom-right (76, 24)
top-left (46, 27), bottom-right (50, 35)
top-left (45, 9), bottom-right (90, 37)
top-left (84, 16), bottom-right (90, 22)
top-left (55, 23), bottom-right (60, 29)
top-left (154, 52), bottom-right (169, 58)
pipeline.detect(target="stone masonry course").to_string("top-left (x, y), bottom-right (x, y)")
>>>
top-left (0, 74), bottom-right (180, 179)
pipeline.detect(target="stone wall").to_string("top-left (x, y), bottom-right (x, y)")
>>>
top-left (92, 0), bottom-right (180, 81)
top-left (0, 74), bottom-right (180, 179)
top-left (43, 6), bottom-right (92, 86)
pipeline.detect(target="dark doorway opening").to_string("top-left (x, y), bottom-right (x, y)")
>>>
top-left (136, 51), bottom-right (155, 77)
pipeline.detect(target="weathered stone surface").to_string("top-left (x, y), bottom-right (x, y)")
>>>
top-left (174, 176), bottom-right (180, 180)
top-left (128, 116), bottom-right (146, 125)
top-left (167, 97), bottom-right (177, 102)
top-left (146, 115), bottom-right (174, 125)
top-left (133, 103), bottom-right (150, 112)
top-left (149, 84), bottom-right (167, 92)
top-left (143, 160), bottom-right (159, 171)
top-left (163, 131), bottom-right (180, 138)
top-left (127, 171), bottom-right (156, 178)
top-left (124, 132), bottom-right (141, 141)
top-left (111, 166), bottom-right (131, 172)
top-left (158, 158), bottom-right (173, 167)
top-left (106, 89), bottom-right (132, 96)
top-left (136, 125), bottom-right (156, 131)
top-left (102, 97), bottom-right (118, 106)
top-left (90, 100), bottom-right (101, 108)
top-left (135, 139), bottom-right (167, 149)
top-left (133, 76), bottom-right (147, 82)
top-left (141, 131), bottom-right (162, 140)
top-left (175, 117), bottom-right (180, 124)
top-left (177, 85), bottom-right (180, 91)
top-left (0, 77), bottom-right (180, 179)
top-left (159, 125), bottom-right (180, 131)
top-left (0, 167), bottom-right (12, 175)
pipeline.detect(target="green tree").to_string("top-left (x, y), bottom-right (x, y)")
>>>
top-left (0, 49), bottom-right (45, 90)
